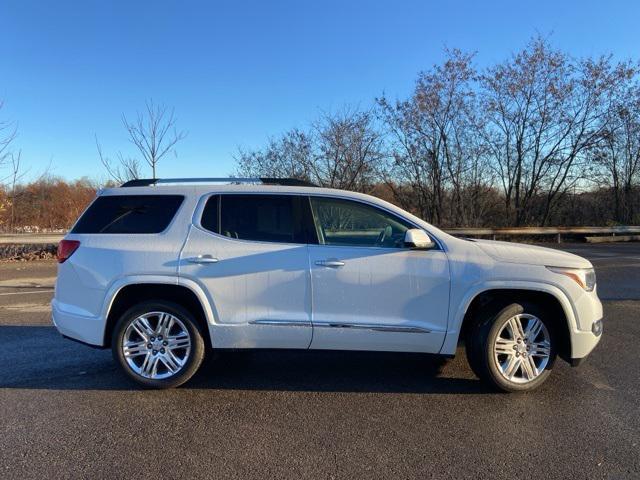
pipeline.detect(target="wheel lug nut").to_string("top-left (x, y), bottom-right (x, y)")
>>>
top-left (152, 350), bottom-right (157, 355)
top-left (150, 336), bottom-right (155, 341)
top-left (147, 343), bottom-right (152, 349)
top-left (515, 352), bottom-right (520, 357)
top-left (160, 348), bottom-right (165, 354)
top-left (158, 335), bottom-right (163, 340)
top-left (517, 338), bottom-right (522, 343)
top-left (163, 341), bottom-right (168, 346)
top-left (513, 345), bottom-right (518, 350)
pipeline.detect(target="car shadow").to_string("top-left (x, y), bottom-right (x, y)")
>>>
top-left (0, 325), bottom-right (496, 394)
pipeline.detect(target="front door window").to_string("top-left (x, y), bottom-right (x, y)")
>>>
top-left (310, 197), bottom-right (412, 249)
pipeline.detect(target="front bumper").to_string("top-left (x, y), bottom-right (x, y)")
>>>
top-left (569, 318), bottom-right (602, 366)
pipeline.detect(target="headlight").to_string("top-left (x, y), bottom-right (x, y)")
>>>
top-left (547, 266), bottom-right (596, 292)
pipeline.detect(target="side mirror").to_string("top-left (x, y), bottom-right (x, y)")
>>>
top-left (404, 229), bottom-right (435, 249)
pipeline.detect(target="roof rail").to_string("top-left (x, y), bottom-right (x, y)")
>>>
top-left (119, 177), bottom-right (317, 188)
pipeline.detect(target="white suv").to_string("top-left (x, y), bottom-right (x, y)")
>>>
top-left (52, 178), bottom-right (603, 391)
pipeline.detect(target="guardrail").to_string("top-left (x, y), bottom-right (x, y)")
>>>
top-left (1, 226), bottom-right (640, 245)
top-left (0, 234), bottom-right (65, 245)
top-left (446, 226), bottom-right (640, 243)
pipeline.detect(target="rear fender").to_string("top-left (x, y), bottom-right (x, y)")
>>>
top-left (100, 275), bottom-right (217, 345)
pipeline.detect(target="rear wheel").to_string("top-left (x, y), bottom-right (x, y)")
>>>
top-left (466, 302), bottom-right (556, 392)
top-left (112, 300), bottom-right (206, 389)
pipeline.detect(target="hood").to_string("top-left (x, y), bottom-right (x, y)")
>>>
top-left (474, 239), bottom-right (592, 269)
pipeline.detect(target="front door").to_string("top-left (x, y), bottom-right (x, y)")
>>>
top-left (307, 196), bottom-right (450, 353)
top-left (179, 193), bottom-right (313, 349)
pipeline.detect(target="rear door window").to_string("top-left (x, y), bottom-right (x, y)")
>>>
top-left (200, 195), bottom-right (219, 233)
top-left (72, 195), bottom-right (184, 234)
top-left (207, 194), bottom-right (310, 244)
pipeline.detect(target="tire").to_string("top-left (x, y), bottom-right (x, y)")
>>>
top-left (112, 300), bottom-right (206, 389)
top-left (466, 301), bottom-right (557, 392)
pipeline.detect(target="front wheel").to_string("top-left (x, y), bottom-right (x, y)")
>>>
top-left (466, 302), bottom-right (556, 392)
top-left (112, 300), bottom-right (206, 389)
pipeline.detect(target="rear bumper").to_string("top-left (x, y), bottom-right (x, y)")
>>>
top-left (51, 298), bottom-right (105, 347)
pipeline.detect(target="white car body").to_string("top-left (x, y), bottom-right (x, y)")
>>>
top-left (52, 183), bottom-right (603, 367)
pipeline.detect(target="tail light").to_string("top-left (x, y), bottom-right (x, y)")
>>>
top-left (57, 240), bottom-right (80, 263)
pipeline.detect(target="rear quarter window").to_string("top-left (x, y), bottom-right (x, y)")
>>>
top-left (71, 195), bottom-right (184, 234)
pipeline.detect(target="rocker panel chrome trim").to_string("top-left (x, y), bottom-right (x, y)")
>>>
top-left (313, 321), bottom-right (431, 334)
top-left (249, 319), bottom-right (312, 327)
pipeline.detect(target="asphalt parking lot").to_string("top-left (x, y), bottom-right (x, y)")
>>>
top-left (1, 243), bottom-right (639, 479)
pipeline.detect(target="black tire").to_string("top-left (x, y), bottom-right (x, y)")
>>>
top-left (466, 301), bottom-right (557, 392)
top-left (112, 300), bottom-right (206, 389)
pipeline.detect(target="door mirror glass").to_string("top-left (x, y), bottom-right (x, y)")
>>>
top-left (404, 229), bottom-right (435, 249)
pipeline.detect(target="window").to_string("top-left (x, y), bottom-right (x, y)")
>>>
top-left (200, 195), bottom-right (219, 233)
top-left (72, 195), bottom-right (183, 234)
top-left (310, 197), bottom-right (412, 248)
top-left (212, 195), bottom-right (307, 243)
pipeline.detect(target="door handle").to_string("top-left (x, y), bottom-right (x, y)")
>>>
top-left (315, 259), bottom-right (345, 268)
top-left (187, 254), bottom-right (219, 264)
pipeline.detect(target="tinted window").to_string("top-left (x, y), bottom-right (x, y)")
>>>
top-left (200, 195), bottom-right (219, 233)
top-left (310, 197), bottom-right (412, 248)
top-left (72, 195), bottom-right (183, 234)
top-left (219, 195), bottom-right (305, 243)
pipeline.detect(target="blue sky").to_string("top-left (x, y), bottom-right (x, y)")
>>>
top-left (1, 0), bottom-right (639, 182)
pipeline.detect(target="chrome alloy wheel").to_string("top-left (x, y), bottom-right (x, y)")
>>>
top-left (493, 313), bottom-right (551, 384)
top-left (121, 311), bottom-right (191, 379)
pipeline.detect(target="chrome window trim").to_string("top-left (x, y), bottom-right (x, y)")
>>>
top-left (191, 190), bottom-right (445, 251)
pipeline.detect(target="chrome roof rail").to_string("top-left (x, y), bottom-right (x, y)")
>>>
top-left (120, 177), bottom-right (317, 187)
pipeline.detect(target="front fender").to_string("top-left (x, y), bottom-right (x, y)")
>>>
top-left (439, 280), bottom-right (578, 356)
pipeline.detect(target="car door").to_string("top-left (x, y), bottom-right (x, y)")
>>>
top-left (179, 193), bottom-right (314, 349)
top-left (307, 196), bottom-right (450, 353)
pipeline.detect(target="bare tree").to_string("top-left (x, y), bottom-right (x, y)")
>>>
top-left (310, 108), bottom-right (384, 191)
top-left (0, 101), bottom-right (17, 170)
top-left (6, 151), bottom-right (29, 232)
top-left (594, 79), bottom-right (640, 223)
top-left (235, 129), bottom-right (314, 180)
top-left (122, 100), bottom-right (187, 179)
top-left (96, 136), bottom-right (141, 184)
top-left (235, 108), bottom-right (384, 192)
top-left (478, 37), bottom-right (631, 225)
top-left (378, 50), bottom-right (493, 226)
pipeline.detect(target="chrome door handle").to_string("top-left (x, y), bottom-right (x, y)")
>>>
top-left (188, 254), bottom-right (219, 264)
top-left (315, 259), bottom-right (345, 268)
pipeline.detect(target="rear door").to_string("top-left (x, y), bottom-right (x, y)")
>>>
top-left (179, 193), bottom-right (314, 349)
top-left (307, 196), bottom-right (450, 353)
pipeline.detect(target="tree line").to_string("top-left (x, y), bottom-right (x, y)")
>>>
top-left (1, 36), bottom-right (640, 231)
top-left (236, 37), bottom-right (640, 227)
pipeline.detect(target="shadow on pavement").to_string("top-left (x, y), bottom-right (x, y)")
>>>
top-left (0, 325), bottom-right (494, 394)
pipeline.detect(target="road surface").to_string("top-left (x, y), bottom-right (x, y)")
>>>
top-left (1, 243), bottom-right (639, 479)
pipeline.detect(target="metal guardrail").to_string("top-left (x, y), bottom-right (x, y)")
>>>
top-left (0, 234), bottom-right (65, 245)
top-left (446, 226), bottom-right (640, 242)
top-left (1, 226), bottom-right (639, 245)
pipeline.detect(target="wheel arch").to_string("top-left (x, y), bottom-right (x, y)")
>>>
top-left (100, 276), bottom-right (215, 348)
top-left (442, 282), bottom-right (577, 363)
